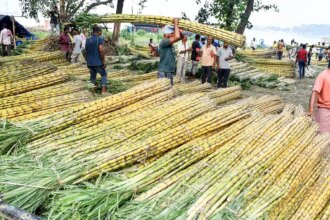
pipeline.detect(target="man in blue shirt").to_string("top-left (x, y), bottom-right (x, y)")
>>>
top-left (85, 25), bottom-right (107, 94)
top-left (158, 18), bottom-right (183, 85)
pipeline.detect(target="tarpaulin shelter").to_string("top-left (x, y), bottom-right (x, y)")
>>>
top-left (0, 15), bottom-right (34, 38)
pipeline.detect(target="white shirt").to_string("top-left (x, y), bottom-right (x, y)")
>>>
top-left (217, 46), bottom-right (233, 69)
top-left (73, 35), bottom-right (83, 54)
top-left (250, 40), bottom-right (257, 48)
top-left (178, 42), bottom-right (188, 61)
top-left (0, 28), bottom-right (12, 45)
top-left (80, 33), bottom-right (86, 49)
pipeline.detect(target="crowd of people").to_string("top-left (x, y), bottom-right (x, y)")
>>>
top-left (58, 25), bottom-right (107, 93)
top-left (157, 18), bottom-right (234, 88)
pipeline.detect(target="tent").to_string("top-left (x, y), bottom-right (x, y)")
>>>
top-left (0, 15), bottom-right (34, 38)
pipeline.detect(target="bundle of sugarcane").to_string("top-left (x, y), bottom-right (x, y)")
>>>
top-left (0, 59), bottom-right (40, 73)
top-left (254, 66), bottom-right (295, 77)
top-left (75, 13), bottom-right (245, 47)
top-left (239, 133), bottom-right (329, 219)
top-left (29, 93), bottom-right (215, 159)
top-left (0, 96), bottom-right (250, 213)
top-left (236, 49), bottom-right (276, 58)
top-left (0, 51), bottom-right (64, 64)
top-left (244, 58), bottom-right (296, 77)
top-left (28, 89), bottom-right (177, 151)
top-left (48, 58), bottom-right (70, 66)
top-left (0, 79), bottom-right (171, 151)
top-left (208, 85), bottom-right (242, 99)
top-left (103, 113), bottom-right (299, 220)
top-left (237, 95), bottom-right (284, 114)
top-left (42, 35), bottom-right (61, 52)
top-left (108, 69), bottom-right (132, 78)
top-left (133, 45), bottom-right (150, 53)
top-left (0, 91), bottom-right (93, 121)
top-left (174, 82), bottom-right (213, 94)
top-left (48, 114), bottom-right (261, 219)
top-left (128, 47), bottom-right (151, 59)
top-left (110, 71), bottom-right (156, 82)
top-left (185, 117), bottom-right (318, 219)
top-left (289, 160), bottom-right (330, 220)
top-left (247, 58), bottom-right (295, 66)
top-left (0, 81), bottom-right (87, 110)
top-left (0, 71), bottom-right (70, 98)
top-left (27, 36), bottom-right (60, 52)
top-left (0, 62), bottom-right (57, 84)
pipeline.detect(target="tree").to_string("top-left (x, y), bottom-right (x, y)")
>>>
top-left (112, 0), bottom-right (124, 43)
top-left (181, 12), bottom-right (191, 21)
top-left (195, 0), bottom-right (278, 34)
top-left (19, 0), bottom-right (114, 22)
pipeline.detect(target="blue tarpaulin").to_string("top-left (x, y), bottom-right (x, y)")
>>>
top-left (0, 15), bottom-right (34, 37)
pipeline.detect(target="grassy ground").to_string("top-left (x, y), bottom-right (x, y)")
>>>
top-left (242, 64), bottom-right (326, 110)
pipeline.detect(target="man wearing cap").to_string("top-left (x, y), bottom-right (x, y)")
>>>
top-left (158, 18), bottom-right (183, 85)
top-left (200, 36), bottom-right (217, 84)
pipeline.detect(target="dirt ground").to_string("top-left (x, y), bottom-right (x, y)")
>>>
top-left (242, 64), bottom-right (326, 110)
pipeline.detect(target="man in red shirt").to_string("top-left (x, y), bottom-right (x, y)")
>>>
top-left (308, 67), bottom-right (330, 133)
top-left (296, 44), bottom-right (308, 79)
top-left (59, 26), bottom-right (71, 61)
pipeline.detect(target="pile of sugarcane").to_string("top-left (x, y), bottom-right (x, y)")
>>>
top-left (0, 77), bottom-right (328, 220)
top-left (0, 56), bottom-right (96, 123)
top-left (235, 57), bottom-right (296, 78)
top-left (236, 49), bottom-right (276, 59)
top-left (26, 35), bottom-right (60, 52)
top-left (75, 13), bottom-right (246, 47)
top-left (129, 47), bottom-right (151, 59)
top-left (133, 45), bottom-right (151, 53)
top-left (0, 51), bottom-right (66, 65)
top-left (228, 60), bottom-right (294, 89)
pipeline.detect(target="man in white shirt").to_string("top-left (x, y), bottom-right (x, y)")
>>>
top-left (216, 42), bottom-right (234, 88)
top-left (71, 29), bottom-right (83, 63)
top-left (250, 37), bottom-right (257, 50)
top-left (200, 36), bottom-right (217, 84)
top-left (176, 35), bottom-right (189, 83)
top-left (0, 24), bottom-right (13, 56)
top-left (81, 29), bottom-right (87, 49)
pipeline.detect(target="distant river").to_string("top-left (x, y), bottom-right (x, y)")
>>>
top-left (245, 28), bottom-right (325, 46)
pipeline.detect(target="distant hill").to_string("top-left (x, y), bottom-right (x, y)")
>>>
top-left (252, 24), bottom-right (330, 38)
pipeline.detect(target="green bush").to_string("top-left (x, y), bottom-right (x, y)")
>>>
top-left (137, 29), bottom-right (146, 36)
top-left (120, 30), bottom-right (131, 40)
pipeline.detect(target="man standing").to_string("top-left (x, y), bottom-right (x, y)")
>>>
top-left (149, 39), bottom-right (158, 57)
top-left (200, 37), bottom-right (206, 47)
top-left (85, 25), bottom-right (107, 94)
top-left (296, 44), bottom-right (308, 79)
top-left (250, 37), bottom-right (257, 50)
top-left (48, 6), bottom-right (60, 35)
top-left (0, 24), bottom-right (13, 56)
top-left (307, 45), bottom-right (313, 66)
top-left (200, 37), bottom-right (216, 84)
top-left (59, 26), bottom-right (71, 62)
top-left (216, 42), bottom-right (234, 88)
top-left (71, 29), bottom-right (82, 63)
top-left (176, 35), bottom-right (189, 83)
top-left (277, 39), bottom-right (285, 60)
top-left (308, 65), bottom-right (330, 133)
top-left (190, 34), bottom-right (201, 78)
top-left (158, 18), bottom-right (183, 85)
